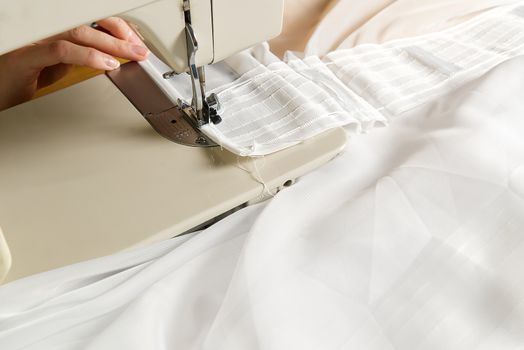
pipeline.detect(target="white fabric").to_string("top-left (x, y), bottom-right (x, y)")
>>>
top-left (198, 3), bottom-right (524, 156)
top-left (1, 54), bottom-right (524, 349)
top-left (3, 2), bottom-right (524, 349)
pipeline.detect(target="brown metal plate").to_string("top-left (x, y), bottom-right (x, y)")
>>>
top-left (106, 62), bottom-right (217, 147)
top-left (143, 107), bottom-right (215, 147)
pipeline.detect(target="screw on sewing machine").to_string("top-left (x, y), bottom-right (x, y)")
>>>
top-left (209, 108), bottom-right (222, 125)
top-left (206, 93), bottom-right (222, 125)
top-left (195, 136), bottom-right (208, 145)
top-left (206, 93), bottom-right (219, 110)
top-left (183, 0), bottom-right (191, 12)
top-left (163, 71), bottom-right (178, 79)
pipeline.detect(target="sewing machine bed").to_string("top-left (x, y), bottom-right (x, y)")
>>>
top-left (0, 73), bottom-right (345, 281)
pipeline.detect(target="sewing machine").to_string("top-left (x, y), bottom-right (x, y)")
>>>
top-left (0, 0), bottom-right (346, 282)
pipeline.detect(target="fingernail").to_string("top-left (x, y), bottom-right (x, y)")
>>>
top-left (128, 30), bottom-right (143, 45)
top-left (131, 44), bottom-right (149, 57)
top-left (104, 57), bottom-right (120, 69)
top-left (127, 24), bottom-right (143, 45)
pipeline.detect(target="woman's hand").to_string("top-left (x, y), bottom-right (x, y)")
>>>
top-left (0, 17), bottom-right (150, 111)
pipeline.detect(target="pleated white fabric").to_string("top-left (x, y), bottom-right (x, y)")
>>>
top-left (199, 3), bottom-right (524, 156)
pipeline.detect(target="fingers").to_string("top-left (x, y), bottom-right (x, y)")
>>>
top-left (18, 40), bottom-right (122, 72)
top-left (0, 17), bottom-right (148, 110)
top-left (96, 17), bottom-right (143, 45)
top-left (52, 24), bottom-right (149, 62)
top-left (31, 17), bottom-right (149, 71)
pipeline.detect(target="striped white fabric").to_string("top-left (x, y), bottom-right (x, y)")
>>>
top-left (199, 3), bottom-right (524, 156)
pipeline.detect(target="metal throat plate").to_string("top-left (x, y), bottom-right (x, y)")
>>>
top-left (106, 62), bottom-right (216, 147)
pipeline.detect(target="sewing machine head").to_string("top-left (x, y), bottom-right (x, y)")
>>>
top-left (0, 0), bottom-right (284, 143)
top-left (0, 0), bottom-right (347, 282)
top-left (1, 0), bottom-right (284, 68)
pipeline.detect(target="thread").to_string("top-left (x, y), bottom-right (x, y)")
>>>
top-left (235, 155), bottom-right (275, 198)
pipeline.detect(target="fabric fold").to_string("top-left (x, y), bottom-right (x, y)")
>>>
top-left (197, 3), bottom-right (524, 156)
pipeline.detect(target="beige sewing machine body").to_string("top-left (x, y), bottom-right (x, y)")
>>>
top-left (0, 0), bottom-right (346, 282)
